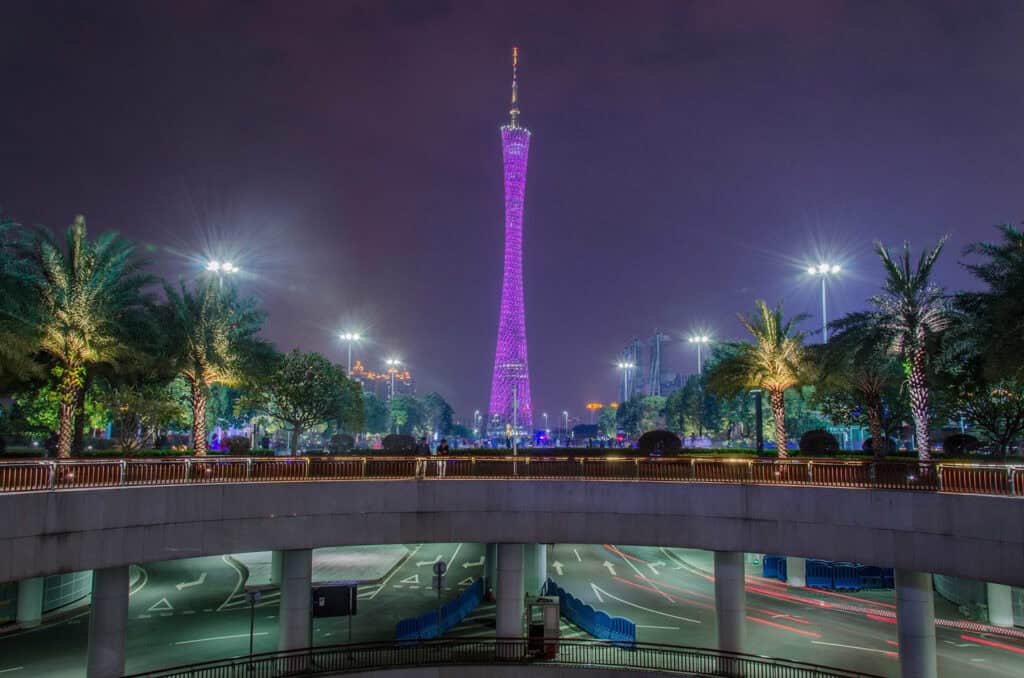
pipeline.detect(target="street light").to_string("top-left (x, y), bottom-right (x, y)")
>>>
top-left (385, 358), bottom-right (402, 400)
top-left (562, 410), bottom-right (569, 438)
top-left (338, 332), bottom-right (362, 374)
top-left (807, 263), bottom-right (841, 343)
top-left (205, 259), bottom-right (238, 289)
top-left (542, 412), bottom-right (549, 433)
top-left (687, 335), bottom-right (711, 375)
top-left (615, 361), bottom-right (635, 401)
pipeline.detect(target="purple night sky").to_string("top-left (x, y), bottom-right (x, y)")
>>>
top-left (1, 1), bottom-right (1022, 421)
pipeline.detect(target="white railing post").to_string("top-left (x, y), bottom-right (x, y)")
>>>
top-left (807, 460), bottom-right (814, 483)
top-left (1008, 468), bottom-right (1015, 497)
top-left (246, 457), bottom-right (253, 480)
top-left (184, 457), bottom-right (193, 483)
top-left (119, 460), bottom-right (128, 486)
top-left (936, 464), bottom-right (944, 493)
top-left (47, 461), bottom-right (57, 490)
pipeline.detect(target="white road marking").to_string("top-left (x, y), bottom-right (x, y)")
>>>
top-left (609, 545), bottom-right (672, 603)
top-left (400, 574), bottom-right (420, 585)
top-left (811, 641), bottom-right (897, 656)
top-left (147, 597), bottom-right (174, 612)
top-left (646, 561), bottom-right (666, 576)
top-left (590, 584), bottom-right (700, 624)
top-left (590, 582), bottom-right (605, 603)
top-left (176, 572), bottom-right (207, 591)
top-left (217, 555), bottom-right (247, 612)
top-left (462, 556), bottom-right (484, 568)
top-left (448, 542), bottom-right (465, 568)
top-left (602, 561), bottom-right (618, 577)
top-left (0, 667), bottom-right (25, 673)
top-left (573, 549), bottom-right (582, 562)
top-left (636, 625), bottom-right (681, 630)
top-left (552, 561), bottom-right (565, 576)
top-left (175, 632), bottom-right (269, 645)
top-left (137, 614), bottom-right (152, 619)
top-left (458, 577), bottom-right (474, 586)
top-left (182, 610), bottom-right (196, 615)
top-left (129, 565), bottom-right (149, 597)
top-left (367, 544), bottom-right (423, 601)
top-left (416, 555), bottom-right (443, 567)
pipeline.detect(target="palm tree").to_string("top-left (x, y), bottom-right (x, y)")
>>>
top-left (871, 238), bottom-right (949, 461)
top-left (0, 216), bottom-right (44, 390)
top-left (12, 216), bottom-right (152, 457)
top-left (162, 280), bottom-right (265, 455)
top-left (705, 301), bottom-right (808, 458)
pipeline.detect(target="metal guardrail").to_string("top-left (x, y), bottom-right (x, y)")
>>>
top-left (123, 638), bottom-right (883, 678)
top-left (0, 455), bottom-right (1020, 497)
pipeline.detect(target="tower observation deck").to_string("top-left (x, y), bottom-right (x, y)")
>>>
top-left (488, 47), bottom-right (533, 433)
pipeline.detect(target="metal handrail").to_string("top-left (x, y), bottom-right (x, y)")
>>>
top-left (1, 455), bottom-right (1022, 498)
top-left (123, 638), bottom-right (883, 678)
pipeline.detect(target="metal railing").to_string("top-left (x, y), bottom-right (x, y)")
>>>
top-left (0, 455), bottom-right (1020, 498)
top-left (124, 638), bottom-right (882, 678)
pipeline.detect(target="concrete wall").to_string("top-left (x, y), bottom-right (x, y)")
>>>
top-left (332, 667), bottom-right (686, 678)
top-left (2, 480), bottom-right (1023, 585)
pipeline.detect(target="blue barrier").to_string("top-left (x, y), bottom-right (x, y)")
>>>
top-left (544, 578), bottom-right (636, 648)
top-left (394, 578), bottom-right (485, 642)
top-left (762, 556), bottom-right (894, 591)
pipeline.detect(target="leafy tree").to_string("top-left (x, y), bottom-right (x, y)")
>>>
top-left (615, 396), bottom-right (643, 436)
top-left (597, 405), bottom-right (618, 437)
top-left (9, 216), bottom-right (153, 456)
top-left (96, 381), bottom-right (187, 451)
top-left (705, 301), bottom-right (808, 457)
top-left (161, 280), bottom-right (266, 455)
top-left (665, 375), bottom-right (720, 437)
top-left (388, 395), bottom-right (424, 435)
top-left (422, 392), bottom-right (454, 436)
top-left (238, 349), bottom-right (353, 455)
top-left (362, 393), bottom-right (390, 434)
top-left (615, 395), bottom-right (664, 435)
top-left (870, 238), bottom-right (950, 461)
top-left (0, 215), bottom-right (44, 390)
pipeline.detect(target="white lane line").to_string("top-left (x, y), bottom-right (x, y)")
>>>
top-left (129, 565), bottom-right (149, 597)
top-left (610, 545), bottom-right (673, 603)
top-left (175, 632), bottom-right (269, 646)
top-left (367, 544), bottom-right (423, 601)
top-left (637, 625), bottom-right (681, 630)
top-left (448, 542), bottom-right (464, 569)
top-left (590, 582), bottom-right (605, 603)
top-left (811, 641), bottom-right (897, 656)
top-left (217, 555), bottom-right (247, 612)
top-left (590, 584), bottom-right (700, 624)
top-left (0, 668), bottom-right (25, 674)
top-left (574, 549), bottom-right (582, 562)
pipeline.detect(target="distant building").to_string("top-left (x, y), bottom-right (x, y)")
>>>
top-left (619, 331), bottom-right (684, 402)
top-left (349, 360), bottom-right (415, 401)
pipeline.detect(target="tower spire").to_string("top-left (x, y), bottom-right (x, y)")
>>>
top-left (509, 46), bottom-right (520, 127)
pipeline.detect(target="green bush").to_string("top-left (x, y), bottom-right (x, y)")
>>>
top-left (328, 434), bottom-right (355, 454)
top-left (382, 434), bottom-right (416, 453)
top-left (637, 430), bottom-right (683, 454)
top-left (223, 435), bottom-right (252, 455)
top-left (799, 429), bottom-right (839, 456)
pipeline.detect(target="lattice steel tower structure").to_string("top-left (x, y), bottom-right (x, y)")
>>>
top-left (488, 47), bottom-right (533, 433)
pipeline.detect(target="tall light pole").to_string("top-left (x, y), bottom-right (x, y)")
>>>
top-left (562, 410), bottom-right (569, 438)
top-left (339, 332), bottom-right (362, 374)
top-left (473, 409), bottom-right (481, 436)
top-left (616, 361), bottom-right (635, 401)
top-left (542, 412), bottom-right (549, 433)
top-left (687, 335), bottom-right (711, 375)
top-left (205, 260), bottom-right (238, 290)
top-left (807, 263), bottom-right (841, 343)
top-left (385, 358), bottom-right (402, 400)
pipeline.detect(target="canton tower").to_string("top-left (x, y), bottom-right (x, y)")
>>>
top-left (488, 47), bottom-right (533, 433)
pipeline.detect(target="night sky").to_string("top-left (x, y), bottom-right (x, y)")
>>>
top-left (2, 1), bottom-right (1022, 422)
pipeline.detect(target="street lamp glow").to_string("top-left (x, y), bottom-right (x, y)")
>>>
top-left (687, 335), bottom-right (712, 374)
top-left (206, 260), bottom-right (238, 274)
top-left (338, 333), bottom-right (363, 374)
top-left (615, 361), bottom-right (635, 401)
top-left (385, 358), bottom-right (403, 400)
top-left (807, 262), bottom-right (843, 342)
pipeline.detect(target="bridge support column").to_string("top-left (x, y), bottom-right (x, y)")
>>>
top-left (86, 565), bottom-right (129, 678)
top-left (786, 556), bottom-right (806, 587)
top-left (535, 543), bottom-right (547, 593)
top-left (496, 543), bottom-right (524, 657)
top-left (279, 549), bottom-right (312, 652)
top-left (271, 549), bottom-right (283, 586)
top-left (523, 544), bottom-right (547, 595)
top-left (16, 577), bottom-right (44, 628)
top-left (987, 582), bottom-right (1014, 628)
top-left (485, 543), bottom-right (498, 595)
top-left (896, 569), bottom-right (937, 678)
top-left (714, 551), bottom-right (746, 655)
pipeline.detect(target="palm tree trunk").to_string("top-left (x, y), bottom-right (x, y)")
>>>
top-left (56, 369), bottom-right (81, 459)
top-left (71, 375), bottom-right (89, 456)
top-left (190, 380), bottom-right (208, 456)
top-left (769, 389), bottom-right (787, 458)
top-left (865, 395), bottom-right (885, 460)
top-left (908, 348), bottom-right (930, 461)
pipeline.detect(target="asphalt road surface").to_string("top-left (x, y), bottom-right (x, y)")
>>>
top-left (1, 544), bottom-right (1023, 677)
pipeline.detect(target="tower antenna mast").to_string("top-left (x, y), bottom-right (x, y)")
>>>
top-left (509, 46), bottom-right (520, 127)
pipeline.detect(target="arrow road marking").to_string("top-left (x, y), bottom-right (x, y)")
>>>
top-left (552, 561), bottom-right (564, 576)
top-left (400, 574), bottom-right (420, 585)
top-left (573, 549), bottom-right (582, 562)
top-left (147, 597), bottom-right (174, 612)
top-left (602, 561), bottom-right (617, 577)
top-left (417, 555), bottom-right (443, 567)
top-left (462, 557), bottom-right (484, 569)
top-left (646, 561), bottom-right (666, 576)
top-left (589, 584), bottom-right (700, 624)
top-left (458, 577), bottom-right (474, 586)
top-left (176, 572), bottom-right (207, 591)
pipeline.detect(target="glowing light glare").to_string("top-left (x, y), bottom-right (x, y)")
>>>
top-left (688, 335), bottom-right (711, 344)
top-left (206, 260), bottom-right (238, 274)
top-left (808, 263), bottom-right (841, 276)
top-left (385, 358), bottom-right (402, 369)
top-left (487, 112), bottom-right (533, 430)
top-left (616, 361), bottom-right (635, 369)
top-left (339, 332), bottom-right (362, 342)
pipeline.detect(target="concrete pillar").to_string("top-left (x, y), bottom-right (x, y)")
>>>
top-left (786, 556), bottom-right (806, 587)
top-left (523, 544), bottom-right (547, 596)
top-left (496, 544), bottom-right (524, 640)
top-left (278, 549), bottom-right (312, 652)
top-left (16, 577), bottom-right (44, 628)
top-left (86, 566), bottom-right (129, 678)
top-left (271, 550), bottom-right (283, 586)
top-left (987, 582), bottom-right (1014, 628)
top-left (535, 544), bottom-right (548, 594)
top-left (714, 551), bottom-right (746, 655)
top-left (485, 543), bottom-right (498, 594)
top-left (896, 569), bottom-right (937, 678)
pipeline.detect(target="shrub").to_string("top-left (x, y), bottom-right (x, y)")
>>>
top-left (862, 437), bottom-right (897, 455)
top-left (637, 430), bottom-right (682, 454)
top-left (942, 433), bottom-right (981, 456)
top-left (799, 429), bottom-right (839, 456)
top-left (382, 434), bottom-right (416, 453)
top-left (328, 434), bottom-right (355, 454)
top-left (222, 435), bottom-right (252, 455)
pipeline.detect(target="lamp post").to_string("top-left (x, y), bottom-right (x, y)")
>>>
top-left (542, 412), bottom-right (549, 434)
top-left (338, 332), bottom-right (362, 375)
top-left (562, 410), bottom-right (569, 438)
top-left (687, 335), bottom-right (711, 375)
top-left (616, 361), bottom-right (635, 401)
top-left (205, 260), bottom-right (238, 290)
top-left (474, 409), bottom-right (481, 438)
top-left (807, 263), bottom-right (841, 343)
top-left (385, 358), bottom-right (402, 400)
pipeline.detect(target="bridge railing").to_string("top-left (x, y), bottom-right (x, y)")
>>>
top-left (0, 455), bottom-right (1020, 498)
top-left (123, 638), bottom-right (882, 678)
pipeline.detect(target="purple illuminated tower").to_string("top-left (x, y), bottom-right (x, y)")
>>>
top-left (488, 47), bottom-right (533, 433)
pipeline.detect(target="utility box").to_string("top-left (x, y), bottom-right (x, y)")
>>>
top-left (526, 596), bottom-right (559, 658)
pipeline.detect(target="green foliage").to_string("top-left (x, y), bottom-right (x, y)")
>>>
top-left (388, 395), bottom-right (424, 435)
top-left (665, 374), bottom-right (720, 437)
top-left (362, 393), bottom-right (390, 434)
top-left (616, 395), bottom-right (666, 435)
top-left (421, 392), bottom-right (454, 436)
top-left (637, 430), bottom-right (682, 453)
top-left (597, 406), bottom-right (617, 437)
top-left (95, 381), bottom-right (187, 451)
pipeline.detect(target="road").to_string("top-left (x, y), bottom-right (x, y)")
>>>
top-left (1, 543), bottom-right (1023, 677)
